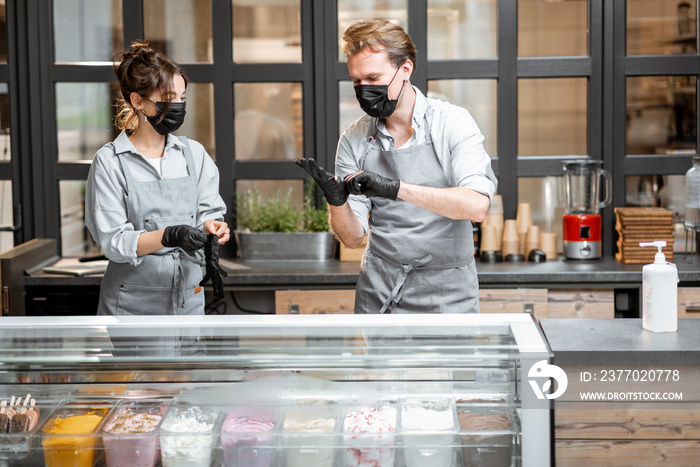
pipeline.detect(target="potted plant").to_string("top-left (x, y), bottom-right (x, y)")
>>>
top-left (235, 182), bottom-right (338, 261)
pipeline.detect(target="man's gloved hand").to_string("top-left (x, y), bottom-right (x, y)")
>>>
top-left (199, 233), bottom-right (228, 299)
top-left (161, 225), bottom-right (208, 254)
top-left (344, 170), bottom-right (400, 200)
top-left (295, 158), bottom-right (348, 206)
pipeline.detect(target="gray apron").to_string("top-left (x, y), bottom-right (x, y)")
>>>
top-left (355, 111), bottom-right (479, 314)
top-left (97, 136), bottom-right (205, 315)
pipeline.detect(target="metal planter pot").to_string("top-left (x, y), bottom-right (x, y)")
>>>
top-left (237, 231), bottom-right (338, 261)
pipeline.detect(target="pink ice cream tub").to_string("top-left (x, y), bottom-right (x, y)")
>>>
top-left (343, 403), bottom-right (397, 467)
top-left (221, 406), bottom-right (277, 467)
top-left (102, 399), bottom-right (169, 467)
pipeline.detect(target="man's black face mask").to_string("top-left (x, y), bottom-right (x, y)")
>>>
top-left (354, 67), bottom-right (406, 119)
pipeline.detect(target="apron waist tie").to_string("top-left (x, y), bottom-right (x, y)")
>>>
top-left (171, 250), bottom-right (205, 310)
top-left (371, 249), bottom-right (472, 314)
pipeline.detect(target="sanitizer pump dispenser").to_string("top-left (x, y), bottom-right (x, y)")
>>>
top-left (639, 241), bottom-right (679, 333)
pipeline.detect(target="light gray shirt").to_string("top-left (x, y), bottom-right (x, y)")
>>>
top-left (335, 87), bottom-right (497, 233)
top-left (85, 131), bottom-right (226, 267)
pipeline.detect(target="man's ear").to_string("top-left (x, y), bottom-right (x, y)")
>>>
top-left (401, 59), bottom-right (414, 80)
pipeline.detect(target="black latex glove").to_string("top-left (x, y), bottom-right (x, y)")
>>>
top-left (344, 170), bottom-right (400, 200)
top-left (161, 225), bottom-right (208, 254)
top-left (295, 158), bottom-right (348, 206)
top-left (199, 233), bottom-right (228, 299)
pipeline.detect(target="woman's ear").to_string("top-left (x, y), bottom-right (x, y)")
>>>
top-left (129, 92), bottom-right (143, 110)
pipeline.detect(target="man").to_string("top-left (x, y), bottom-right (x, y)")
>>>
top-left (297, 19), bottom-right (497, 314)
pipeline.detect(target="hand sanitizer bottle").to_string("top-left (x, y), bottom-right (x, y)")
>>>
top-left (639, 241), bottom-right (679, 333)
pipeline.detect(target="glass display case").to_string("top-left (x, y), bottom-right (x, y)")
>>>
top-left (0, 313), bottom-right (551, 467)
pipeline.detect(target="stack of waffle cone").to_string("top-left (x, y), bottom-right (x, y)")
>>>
top-left (614, 207), bottom-right (674, 264)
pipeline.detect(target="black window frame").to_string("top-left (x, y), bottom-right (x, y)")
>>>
top-left (1, 0), bottom-right (697, 260)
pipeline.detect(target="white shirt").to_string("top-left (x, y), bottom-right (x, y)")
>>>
top-left (335, 86), bottom-right (498, 233)
top-left (85, 131), bottom-right (226, 267)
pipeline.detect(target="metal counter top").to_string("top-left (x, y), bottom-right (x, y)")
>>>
top-left (540, 318), bottom-right (700, 365)
top-left (25, 254), bottom-right (700, 289)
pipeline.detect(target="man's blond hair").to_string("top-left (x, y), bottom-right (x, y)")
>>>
top-left (342, 19), bottom-right (417, 73)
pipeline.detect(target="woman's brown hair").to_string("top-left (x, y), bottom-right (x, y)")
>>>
top-left (113, 41), bottom-right (188, 134)
top-left (341, 19), bottom-right (417, 73)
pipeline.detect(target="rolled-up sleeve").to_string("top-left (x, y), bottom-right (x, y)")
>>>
top-left (85, 150), bottom-right (144, 266)
top-left (194, 143), bottom-right (226, 227)
top-left (443, 108), bottom-right (497, 202)
top-left (336, 131), bottom-right (371, 234)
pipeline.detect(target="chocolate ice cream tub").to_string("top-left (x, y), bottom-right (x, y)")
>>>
top-left (457, 399), bottom-right (516, 467)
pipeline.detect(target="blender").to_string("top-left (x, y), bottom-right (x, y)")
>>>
top-left (562, 161), bottom-right (611, 259)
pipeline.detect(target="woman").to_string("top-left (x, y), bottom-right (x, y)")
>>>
top-left (85, 42), bottom-right (229, 315)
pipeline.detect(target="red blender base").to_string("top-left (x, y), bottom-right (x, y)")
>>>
top-left (563, 213), bottom-right (602, 259)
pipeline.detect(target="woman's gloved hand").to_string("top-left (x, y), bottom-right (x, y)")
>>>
top-left (161, 225), bottom-right (208, 254)
top-left (344, 170), bottom-right (400, 200)
top-left (295, 158), bottom-right (348, 206)
top-left (199, 233), bottom-right (228, 299)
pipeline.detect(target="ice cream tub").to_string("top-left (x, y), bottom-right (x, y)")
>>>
top-left (342, 402), bottom-right (397, 467)
top-left (102, 399), bottom-right (170, 467)
top-left (400, 397), bottom-right (457, 467)
top-left (41, 401), bottom-right (112, 467)
top-left (221, 406), bottom-right (277, 467)
top-left (282, 402), bottom-right (338, 467)
top-left (457, 400), bottom-right (516, 467)
top-left (159, 401), bottom-right (219, 467)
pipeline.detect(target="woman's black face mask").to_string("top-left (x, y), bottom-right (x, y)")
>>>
top-left (142, 100), bottom-right (186, 135)
top-left (354, 67), bottom-right (406, 119)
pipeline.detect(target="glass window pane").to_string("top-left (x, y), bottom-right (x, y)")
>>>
top-left (0, 181), bottom-right (13, 252)
top-left (53, 0), bottom-right (123, 64)
top-left (627, 76), bottom-right (696, 155)
top-left (0, 1), bottom-right (7, 63)
top-left (0, 83), bottom-right (10, 161)
top-left (628, 0), bottom-right (697, 55)
top-left (518, 78), bottom-right (587, 156)
top-left (232, 0), bottom-right (301, 63)
top-left (428, 79), bottom-right (497, 156)
top-left (518, 176), bottom-right (566, 255)
top-left (56, 82), bottom-right (119, 162)
top-left (234, 83), bottom-right (302, 161)
top-left (235, 179), bottom-right (304, 230)
top-left (59, 181), bottom-right (100, 257)
top-left (518, 0), bottom-right (588, 57)
top-left (178, 83), bottom-right (215, 159)
top-left (144, 0), bottom-right (212, 63)
top-left (427, 0), bottom-right (497, 59)
top-left (339, 81), bottom-right (365, 136)
top-left (338, 0), bottom-right (407, 62)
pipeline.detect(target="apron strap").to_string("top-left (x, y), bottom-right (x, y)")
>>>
top-left (371, 248), bottom-right (472, 314)
top-left (171, 250), bottom-right (205, 309)
top-left (177, 136), bottom-right (198, 178)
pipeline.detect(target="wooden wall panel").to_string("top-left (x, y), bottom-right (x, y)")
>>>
top-left (479, 288), bottom-right (548, 319)
top-left (677, 287), bottom-right (700, 319)
top-left (555, 440), bottom-right (700, 466)
top-left (556, 405), bottom-right (700, 440)
top-left (275, 289), bottom-right (355, 314)
top-left (547, 289), bottom-right (615, 319)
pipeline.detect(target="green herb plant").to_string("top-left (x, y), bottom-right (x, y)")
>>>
top-left (236, 180), bottom-right (330, 233)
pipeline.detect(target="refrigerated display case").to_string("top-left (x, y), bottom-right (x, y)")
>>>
top-left (0, 313), bottom-right (552, 466)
